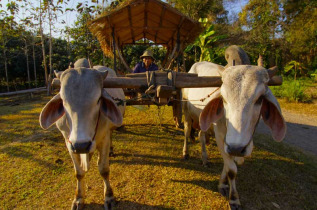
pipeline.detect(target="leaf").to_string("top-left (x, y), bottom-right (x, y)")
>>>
top-left (65, 8), bottom-right (74, 12)
top-left (76, 3), bottom-right (83, 9)
top-left (284, 65), bottom-right (294, 73)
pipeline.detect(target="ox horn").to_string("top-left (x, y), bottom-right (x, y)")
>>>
top-left (267, 66), bottom-right (278, 78)
top-left (54, 70), bottom-right (64, 79)
top-left (100, 70), bottom-right (108, 81)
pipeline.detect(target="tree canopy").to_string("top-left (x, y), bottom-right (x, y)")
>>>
top-left (0, 0), bottom-right (316, 92)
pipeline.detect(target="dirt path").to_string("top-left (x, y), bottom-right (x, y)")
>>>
top-left (256, 109), bottom-right (317, 155)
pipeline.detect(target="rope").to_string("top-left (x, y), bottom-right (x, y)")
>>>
top-left (111, 87), bottom-right (220, 107)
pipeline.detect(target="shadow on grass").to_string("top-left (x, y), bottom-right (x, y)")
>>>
top-left (111, 152), bottom-right (223, 175)
top-left (84, 201), bottom-right (173, 210)
top-left (115, 124), bottom-right (183, 138)
top-left (171, 179), bottom-right (219, 192)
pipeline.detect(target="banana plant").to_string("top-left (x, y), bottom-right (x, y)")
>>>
top-left (284, 60), bottom-right (307, 81)
top-left (185, 18), bottom-right (226, 62)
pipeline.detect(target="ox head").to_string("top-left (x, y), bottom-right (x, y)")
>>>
top-left (200, 65), bottom-right (286, 157)
top-left (39, 68), bottom-right (123, 154)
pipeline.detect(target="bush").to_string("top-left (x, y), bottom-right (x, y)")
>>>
top-left (270, 78), bottom-right (312, 102)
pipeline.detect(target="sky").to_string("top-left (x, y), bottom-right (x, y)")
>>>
top-left (0, 0), bottom-right (248, 38)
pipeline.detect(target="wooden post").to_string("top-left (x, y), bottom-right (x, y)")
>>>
top-left (115, 44), bottom-right (132, 72)
top-left (176, 29), bottom-right (180, 72)
top-left (112, 28), bottom-right (117, 72)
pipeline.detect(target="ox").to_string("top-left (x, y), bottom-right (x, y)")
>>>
top-left (198, 65), bottom-right (286, 209)
top-left (40, 67), bottom-right (125, 210)
top-left (182, 46), bottom-right (251, 166)
top-left (182, 61), bottom-right (225, 166)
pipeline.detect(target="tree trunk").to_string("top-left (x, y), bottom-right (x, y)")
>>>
top-left (40, 0), bottom-right (48, 87)
top-left (24, 39), bottom-right (31, 89)
top-left (3, 46), bottom-right (9, 92)
top-left (47, 1), bottom-right (53, 95)
top-left (32, 38), bottom-right (37, 87)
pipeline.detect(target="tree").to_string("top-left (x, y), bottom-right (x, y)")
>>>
top-left (238, 0), bottom-right (282, 66)
top-left (283, 0), bottom-right (317, 66)
top-left (68, 3), bottom-right (107, 66)
top-left (168, 0), bottom-right (226, 22)
top-left (0, 2), bottom-right (19, 92)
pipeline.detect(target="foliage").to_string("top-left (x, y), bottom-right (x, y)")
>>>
top-left (270, 77), bottom-right (315, 102)
top-left (284, 60), bottom-right (308, 80)
top-left (283, 0), bottom-right (317, 65)
top-left (0, 0), bottom-right (316, 96)
top-left (168, 0), bottom-right (227, 23)
top-left (237, 0), bottom-right (282, 67)
top-left (185, 18), bottom-right (227, 62)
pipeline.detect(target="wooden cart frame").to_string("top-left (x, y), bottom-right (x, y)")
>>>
top-left (85, 0), bottom-right (282, 127)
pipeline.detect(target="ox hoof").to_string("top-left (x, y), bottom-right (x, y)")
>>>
top-left (104, 197), bottom-right (115, 210)
top-left (230, 203), bottom-right (242, 210)
top-left (183, 154), bottom-right (190, 160)
top-left (71, 200), bottom-right (84, 210)
top-left (219, 184), bottom-right (230, 198)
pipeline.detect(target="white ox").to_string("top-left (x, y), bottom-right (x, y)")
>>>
top-left (198, 65), bottom-right (285, 209)
top-left (182, 61), bottom-right (225, 166)
top-left (40, 67), bottom-right (125, 210)
top-left (183, 62), bottom-right (286, 208)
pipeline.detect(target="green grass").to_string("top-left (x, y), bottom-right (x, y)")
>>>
top-left (0, 93), bottom-right (316, 209)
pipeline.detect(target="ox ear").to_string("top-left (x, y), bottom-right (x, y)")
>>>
top-left (100, 90), bottom-right (123, 127)
top-left (261, 89), bottom-right (286, 141)
top-left (199, 90), bottom-right (224, 132)
top-left (40, 93), bottom-right (65, 130)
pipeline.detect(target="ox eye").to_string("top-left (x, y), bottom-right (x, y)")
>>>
top-left (255, 96), bottom-right (263, 105)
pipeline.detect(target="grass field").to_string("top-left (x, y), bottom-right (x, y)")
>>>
top-left (0, 93), bottom-right (317, 210)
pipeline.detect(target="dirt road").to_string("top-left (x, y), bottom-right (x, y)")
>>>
top-left (256, 109), bottom-right (317, 155)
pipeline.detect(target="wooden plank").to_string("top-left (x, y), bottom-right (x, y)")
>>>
top-left (0, 87), bottom-right (47, 97)
top-left (125, 72), bottom-right (198, 78)
top-left (128, 5), bottom-right (135, 43)
top-left (53, 75), bottom-right (283, 89)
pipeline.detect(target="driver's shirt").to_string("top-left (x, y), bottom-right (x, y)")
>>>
top-left (132, 62), bottom-right (159, 73)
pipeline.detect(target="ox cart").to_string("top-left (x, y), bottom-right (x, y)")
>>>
top-left (55, 0), bottom-right (283, 127)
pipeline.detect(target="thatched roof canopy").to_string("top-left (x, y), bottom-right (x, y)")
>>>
top-left (89, 0), bottom-right (202, 57)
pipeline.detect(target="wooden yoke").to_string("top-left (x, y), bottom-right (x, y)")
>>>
top-left (51, 71), bottom-right (283, 89)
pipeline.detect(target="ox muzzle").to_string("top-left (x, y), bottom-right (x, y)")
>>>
top-left (225, 139), bottom-right (253, 157)
top-left (226, 144), bottom-right (248, 157)
top-left (69, 141), bottom-right (92, 154)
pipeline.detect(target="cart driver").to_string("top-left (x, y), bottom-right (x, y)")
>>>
top-left (132, 50), bottom-right (159, 73)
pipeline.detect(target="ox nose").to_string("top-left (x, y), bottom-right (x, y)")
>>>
top-left (226, 145), bottom-right (247, 157)
top-left (70, 141), bottom-right (92, 154)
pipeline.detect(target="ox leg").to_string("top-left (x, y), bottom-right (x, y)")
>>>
top-left (214, 120), bottom-right (241, 210)
top-left (109, 130), bottom-right (114, 157)
top-left (98, 133), bottom-right (114, 210)
top-left (198, 130), bottom-right (210, 167)
top-left (69, 153), bottom-right (91, 210)
top-left (183, 112), bottom-right (192, 160)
